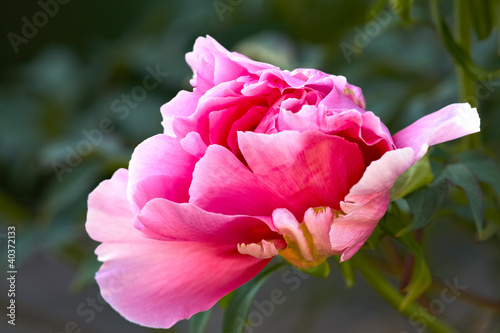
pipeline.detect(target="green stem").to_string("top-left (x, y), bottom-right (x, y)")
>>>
top-left (454, 0), bottom-right (481, 149)
top-left (455, 0), bottom-right (475, 106)
top-left (351, 252), bottom-right (458, 333)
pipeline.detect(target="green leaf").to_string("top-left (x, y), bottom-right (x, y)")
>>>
top-left (221, 262), bottom-right (287, 333)
top-left (189, 310), bottom-right (211, 333)
top-left (398, 180), bottom-right (447, 236)
top-left (218, 291), bottom-right (234, 309)
top-left (390, 154), bottom-right (434, 201)
top-left (437, 163), bottom-right (484, 238)
top-left (379, 199), bottom-right (411, 237)
top-left (298, 260), bottom-right (330, 278)
top-left (458, 151), bottom-right (500, 195)
top-left (467, 0), bottom-right (494, 40)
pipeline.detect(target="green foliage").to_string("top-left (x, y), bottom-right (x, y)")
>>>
top-left (390, 154), bottom-right (434, 201)
top-left (436, 163), bottom-right (484, 237)
top-left (466, 0), bottom-right (494, 40)
top-left (380, 203), bottom-right (432, 311)
top-left (390, 0), bottom-right (414, 24)
top-left (399, 180), bottom-right (447, 235)
top-left (335, 257), bottom-right (356, 288)
top-left (221, 263), bottom-right (287, 333)
top-left (430, 0), bottom-right (500, 81)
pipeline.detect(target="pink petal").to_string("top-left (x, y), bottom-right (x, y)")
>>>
top-left (160, 90), bottom-right (202, 137)
top-left (127, 134), bottom-right (198, 212)
top-left (97, 241), bottom-right (268, 329)
top-left (86, 169), bottom-right (135, 243)
top-left (172, 80), bottom-right (248, 142)
top-left (393, 103), bottom-right (480, 160)
top-left (208, 99), bottom-right (266, 149)
top-left (330, 148), bottom-right (415, 261)
top-left (131, 175), bottom-right (188, 214)
top-left (136, 198), bottom-right (281, 245)
top-left (272, 208), bottom-right (315, 262)
top-left (319, 84), bottom-right (365, 112)
top-left (190, 131), bottom-right (365, 220)
top-left (227, 105), bottom-right (269, 154)
top-left (276, 105), bottom-right (321, 132)
top-left (87, 169), bottom-right (270, 329)
top-left (271, 208), bottom-right (337, 268)
top-left (189, 144), bottom-right (286, 218)
top-left (322, 110), bottom-right (395, 166)
top-left (186, 36), bottom-right (274, 93)
top-left (237, 239), bottom-right (285, 259)
top-left (303, 207), bottom-right (337, 257)
top-left (344, 82), bottom-right (366, 109)
top-left (180, 131), bottom-right (207, 159)
top-left (258, 68), bottom-right (317, 91)
top-left (238, 130), bottom-right (365, 216)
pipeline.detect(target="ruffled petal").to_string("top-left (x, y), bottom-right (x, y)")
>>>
top-left (160, 90), bottom-right (202, 137)
top-left (87, 169), bottom-right (270, 329)
top-left (186, 36), bottom-right (274, 93)
top-left (323, 110), bottom-right (395, 165)
top-left (319, 83), bottom-right (365, 112)
top-left (276, 105), bottom-right (321, 132)
top-left (172, 80), bottom-right (248, 142)
top-left (393, 103), bottom-right (480, 160)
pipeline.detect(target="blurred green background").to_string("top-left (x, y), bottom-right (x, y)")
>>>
top-left (0, 0), bottom-right (499, 332)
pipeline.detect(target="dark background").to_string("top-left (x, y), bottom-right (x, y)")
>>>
top-left (0, 1), bottom-right (499, 332)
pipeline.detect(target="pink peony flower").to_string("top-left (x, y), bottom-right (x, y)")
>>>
top-left (86, 36), bottom-right (480, 328)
